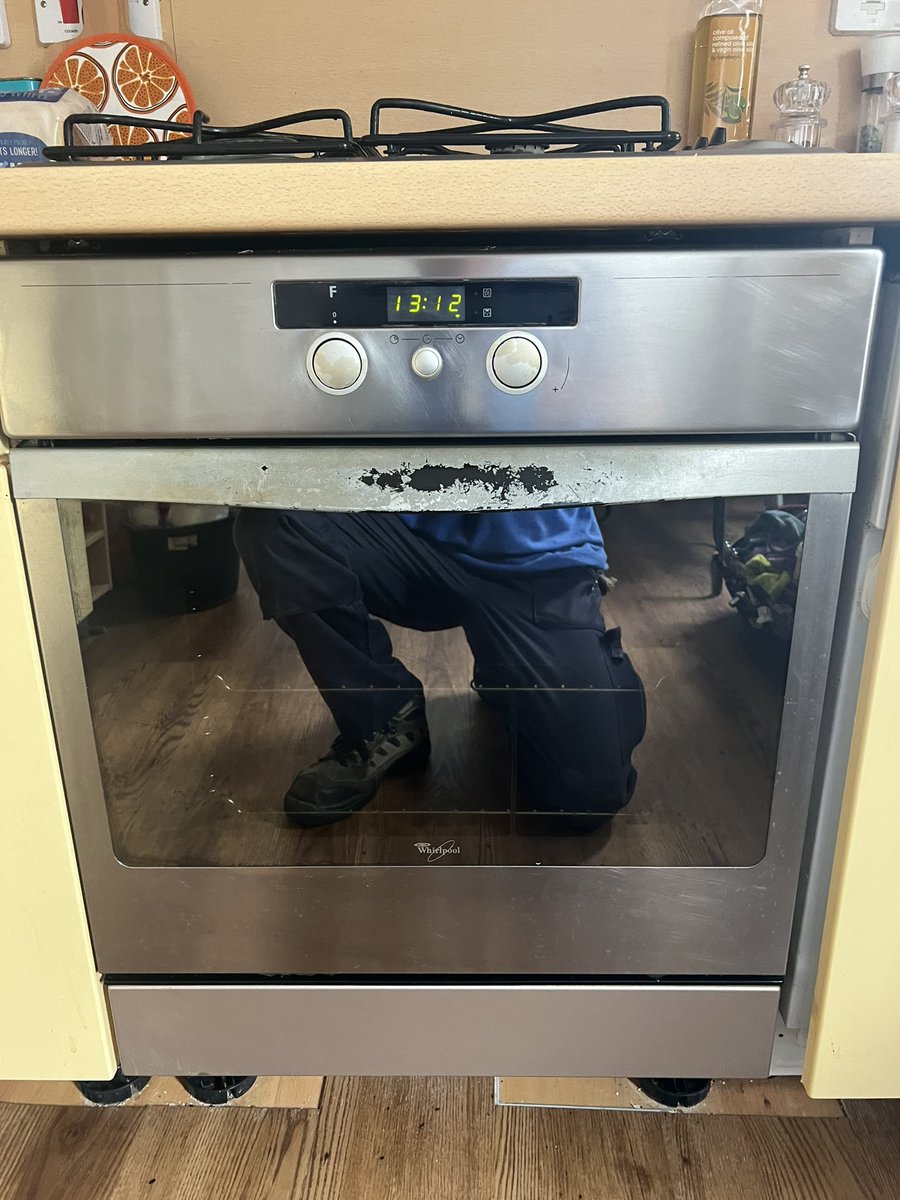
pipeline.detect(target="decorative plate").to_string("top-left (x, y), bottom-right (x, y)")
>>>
top-left (42, 33), bottom-right (195, 145)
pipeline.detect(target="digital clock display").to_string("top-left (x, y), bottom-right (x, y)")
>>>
top-left (273, 278), bottom-right (579, 329)
top-left (387, 287), bottom-right (466, 324)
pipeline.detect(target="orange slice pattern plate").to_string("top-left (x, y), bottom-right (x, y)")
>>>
top-left (42, 33), bottom-right (195, 147)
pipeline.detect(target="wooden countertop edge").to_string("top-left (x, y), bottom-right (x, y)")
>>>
top-left (1, 155), bottom-right (900, 237)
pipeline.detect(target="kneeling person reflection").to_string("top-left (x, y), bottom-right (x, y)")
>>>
top-left (235, 507), bottom-right (646, 833)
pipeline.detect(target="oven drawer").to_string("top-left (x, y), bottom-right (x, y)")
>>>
top-left (110, 983), bottom-right (780, 1078)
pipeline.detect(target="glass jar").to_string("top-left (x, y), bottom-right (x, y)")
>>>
top-left (859, 87), bottom-right (889, 153)
top-left (882, 72), bottom-right (900, 153)
top-left (858, 36), bottom-right (900, 153)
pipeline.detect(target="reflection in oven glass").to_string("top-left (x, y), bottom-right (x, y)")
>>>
top-left (77, 499), bottom-right (794, 869)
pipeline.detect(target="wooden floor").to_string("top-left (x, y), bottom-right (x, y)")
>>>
top-left (1, 1078), bottom-right (898, 1200)
top-left (81, 500), bottom-right (786, 868)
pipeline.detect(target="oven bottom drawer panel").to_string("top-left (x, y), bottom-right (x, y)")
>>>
top-left (110, 983), bottom-right (779, 1078)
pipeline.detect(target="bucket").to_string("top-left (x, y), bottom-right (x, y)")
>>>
top-left (128, 513), bottom-right (240, 616)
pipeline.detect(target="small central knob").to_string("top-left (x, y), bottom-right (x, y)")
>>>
top-left (411, 347), bottom-right (443, 379)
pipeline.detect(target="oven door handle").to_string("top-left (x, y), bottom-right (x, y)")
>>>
top-left (8, 440), bottom-right (860, 512)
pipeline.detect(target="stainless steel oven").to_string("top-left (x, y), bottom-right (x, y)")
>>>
top-left (1, 244), bottom-right (885, 1078)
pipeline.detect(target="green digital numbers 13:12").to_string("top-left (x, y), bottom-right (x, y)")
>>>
top-left (386, 287), bottom-right (466, 324)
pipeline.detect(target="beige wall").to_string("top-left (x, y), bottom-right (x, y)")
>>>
top-left (2, 1), bottom-right (866, 150)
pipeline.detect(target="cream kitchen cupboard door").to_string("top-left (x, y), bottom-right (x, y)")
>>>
top-left (805, 463), bottom-right (900, 1099)
top-left (0, 464), bottom-right (115, 1080)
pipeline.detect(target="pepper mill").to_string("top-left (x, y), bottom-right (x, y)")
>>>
top-left (772, 64), bottom-right (830, 149)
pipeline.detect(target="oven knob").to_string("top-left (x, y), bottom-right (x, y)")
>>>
top-left (307, 334), bottom-right (367, 395)
top-left (411, 347), bottom-right (443, 379)
top-left (487, 332), bottom-right (547, 394)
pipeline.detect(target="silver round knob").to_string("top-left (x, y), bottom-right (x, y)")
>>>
top-left (411, 347), bottom-right (443, 379)
top-left (487, 332), bottom-right (547, 394)
top-left (307, 334), bottom-right (367, 395)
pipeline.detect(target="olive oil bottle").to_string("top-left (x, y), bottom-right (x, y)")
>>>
top-left (688, 0), bottom-right (764, 144)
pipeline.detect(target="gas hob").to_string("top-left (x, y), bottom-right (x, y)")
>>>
top-left (44, 95), bottom-right (683, 162)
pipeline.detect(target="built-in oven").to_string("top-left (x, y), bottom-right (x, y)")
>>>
top-left (0, 244), bottom-right (885, 1079)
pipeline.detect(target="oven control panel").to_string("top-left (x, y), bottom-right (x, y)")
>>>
top-left (304, 329), bottom-right (549, 397)
top-left (277, 276), bottom-right (569, 401)
top-left (0, 249), bottom-right (883, 438)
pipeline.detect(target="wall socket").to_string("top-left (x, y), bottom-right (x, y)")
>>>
top-left (832, 0), bottom-right (900, 33)
top-left (127, 0), bottom-right (163, 40)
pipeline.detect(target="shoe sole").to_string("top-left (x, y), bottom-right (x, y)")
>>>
top-left (285, 736), bottom-right (432, 828)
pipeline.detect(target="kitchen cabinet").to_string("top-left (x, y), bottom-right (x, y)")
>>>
top-left (0, 463), bottom-right (115, 1081)
top-left (805, 458), bottom-right (900, 1099)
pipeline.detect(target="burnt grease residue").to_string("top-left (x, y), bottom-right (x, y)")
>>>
top-left (359, 463), bottom-right (558, 500)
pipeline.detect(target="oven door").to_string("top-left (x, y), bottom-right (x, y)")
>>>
top-left (12, 440), bottom-right (855, 982)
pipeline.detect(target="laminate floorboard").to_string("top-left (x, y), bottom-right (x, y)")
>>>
top-left (79, 500), bottom-right (785, 868)
top-left (0, 1078), bottom-right (898, 1200)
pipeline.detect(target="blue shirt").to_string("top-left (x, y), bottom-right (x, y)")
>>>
top-left (400, 508), bottom-right (607, 575)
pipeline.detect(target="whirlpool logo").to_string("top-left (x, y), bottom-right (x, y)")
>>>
top-left (414, 840), bottom-right (461, 863)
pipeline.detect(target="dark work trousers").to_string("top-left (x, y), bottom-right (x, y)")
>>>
top-left (235, 509), bottom-right (646, 816)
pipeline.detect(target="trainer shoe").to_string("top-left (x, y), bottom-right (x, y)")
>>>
top-left (285, 698), bottom-right (430, 827)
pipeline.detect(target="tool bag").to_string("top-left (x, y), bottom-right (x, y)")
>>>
top-left (715, 508), bottom-right (807, 638)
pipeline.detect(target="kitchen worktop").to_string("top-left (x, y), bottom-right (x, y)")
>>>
top-left (1, 154), bottom-right (899, 238)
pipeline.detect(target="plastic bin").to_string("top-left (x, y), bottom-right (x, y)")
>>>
top-left (128, 513), bottom-right (240, 616)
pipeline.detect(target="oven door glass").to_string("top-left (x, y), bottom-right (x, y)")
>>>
top-left (70, 495), bottom-right (798, 869)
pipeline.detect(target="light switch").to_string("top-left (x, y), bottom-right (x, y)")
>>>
top-left (0, 0), bottom-right (10, 48)
top-left (832, 0), bottom-right (900, 32)
top-left (127, 0), bottom-right (164, 41)
top-left (33, 0), bottom-right (83, 45)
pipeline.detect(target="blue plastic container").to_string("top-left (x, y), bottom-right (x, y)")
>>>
top-left (0, 79), bottom-right (43, 93)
